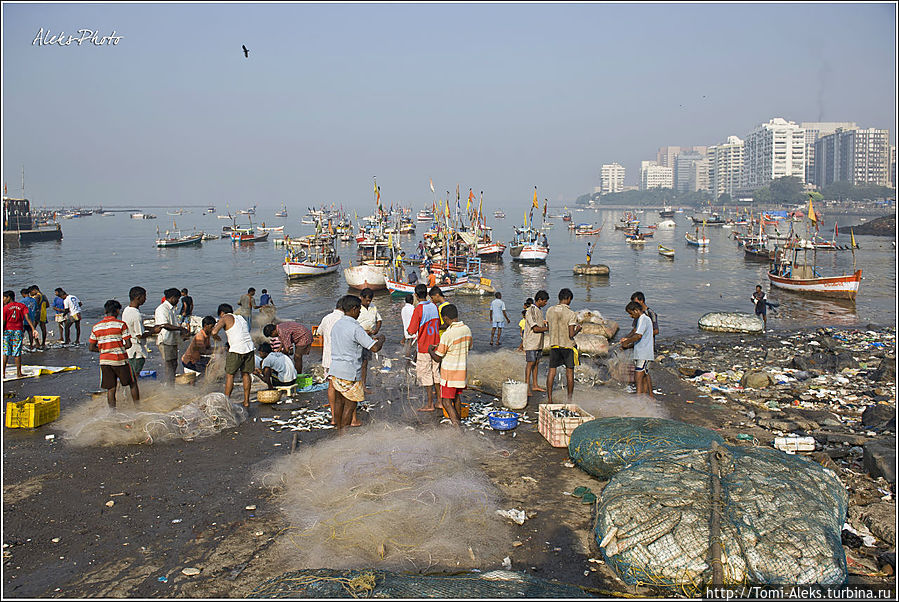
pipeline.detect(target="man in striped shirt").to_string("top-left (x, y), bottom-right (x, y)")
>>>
top-left (89, 299), bottom-right (138, 411)
top-left (428, 304), bottom-right (472, 426)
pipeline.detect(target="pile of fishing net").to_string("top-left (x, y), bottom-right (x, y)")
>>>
top-left (568, 417), bottom-right (724, 479)
top-left (603, 344), bottom-right (634, 383)
top-left (568, 418), bottom-right (849, 595)
top-left (467, 350), bottom-right (524, 395)
top-left (250, 568), bottom-right (588, 598)
top-left (64, 392), bottom-right (247, 446)
top-left (260, 424), bottom-right (510, 571)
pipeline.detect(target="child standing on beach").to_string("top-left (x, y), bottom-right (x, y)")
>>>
top-left (488, 291), bottom-right (511, 346)
top-left (89, 299), bottom-right (137, 410)
top-left (3, 290), bottom-right (35, 379)
top-left (620, 301), bottom-right (655, 398)
top-left (428, 304), bottom-right (472, 426)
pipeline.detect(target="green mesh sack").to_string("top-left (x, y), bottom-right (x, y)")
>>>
top-left (594, 445), bottom-right (848, 597)
top-left (249, 568), bottom-right (591, 598)
top-left (568, 417), bottom-right (724, 480)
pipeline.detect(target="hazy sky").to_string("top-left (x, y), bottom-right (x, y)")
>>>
top-left (2, 2), bottom-right (896, 210)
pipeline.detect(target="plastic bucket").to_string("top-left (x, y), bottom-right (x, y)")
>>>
top-left (488, 411), bottom-right (519, 430)
top-left (502, 381), bottom-right (528, 410)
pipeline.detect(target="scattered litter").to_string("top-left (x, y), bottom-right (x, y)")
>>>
top-left (44, 434), bottom-right (55, 440)
top-left (496, 509), bottom-right (527, 525)
top-left (181, 567), bottom-right (201, 576)
top-left (502, 556), bottom-right (512, 570)
top-left (245, 505), bottom-right (256, 511)
top-left (171, 519), bottom-right (182, 524)
top-left (105, 500), bottom-right (115, 507)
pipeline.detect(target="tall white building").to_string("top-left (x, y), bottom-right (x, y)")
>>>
top-left (708, 136), bottom-right (744, 200)
top-left (801, 122), bottom-right (858, 185)
top-left (600, 163), bottom-right (626, 194)
top-left (741, 118), bottom-right (806, 191)
top-left (640, 161), bottom-right (674, 190)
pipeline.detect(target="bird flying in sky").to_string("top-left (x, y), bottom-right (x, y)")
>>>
top-left (242, 45), bottom-right (249, 58)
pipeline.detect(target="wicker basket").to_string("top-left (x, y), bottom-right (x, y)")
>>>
top-left (257, 389), bottom-right (283, 404)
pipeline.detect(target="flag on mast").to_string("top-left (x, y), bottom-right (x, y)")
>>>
top-left (850, 228), bottom-right (856, 249)
top-left (467, 188), bottom-right (474, 213)
top-left (429, 178), bottom-right (435, 194)
top-left (834, 221), bottom-right (838, 238)
top-left (532, 186), bottom-right (538, 209)
top-left (807, 195), bottom-right (818, 232)
top-left (543, 199), bottom-right (548, 219)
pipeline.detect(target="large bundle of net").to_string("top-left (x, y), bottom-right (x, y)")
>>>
top-left (467, 349), bottom-right (524, 395)
top-left (260, 424), bottom-right (511, 571)
top-left (250, 568), bottom-right (589, 598)
top-left (63, 392), bottom-right (247, 446)
top-left (594, 444), bottom-right (848, 596)
top-left (568, 417), bottom-right (724, 479)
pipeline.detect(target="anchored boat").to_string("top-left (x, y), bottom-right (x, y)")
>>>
top-left (283, 234), bottom-right (340, 278)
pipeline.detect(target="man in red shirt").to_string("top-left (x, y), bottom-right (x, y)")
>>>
top-left (89, 299), bottom-right (137, 411)
top-left (406, 283), bottom-right (441, 412)
top-left (3, 290), bottom-right (35, 379)
top-left (262, 321), bottom-right (313, 374)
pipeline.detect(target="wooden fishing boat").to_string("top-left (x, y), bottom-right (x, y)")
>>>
top-left (743, 243), bottom-right (774, 260)
top-left (691, 212), bottom-right (725, 226)
top-left (574, 223), bottom-right (602, 236)
top-left (230, 227), bottom-right (269, 243)
top-left (768, 265), bottom-right (861, 300)
top-left (386, 275), bottom-right (470, 296)
top-left (658, 245), bottom-right (675, 258)
top-left (476, 241), bottom-right (506, 260)
top-left (200, 232), bottom-right (219, 241)
top-left (626, 236), bottom-right (646, 246)
top-left (156, 231), bottom-right (202, 248)
top-left (624, 230), bottom-right (653, 239)
top-left (343, 262), bottom-right (390, 290)
top-left (283, 235), bottom-right (340, 279)
top-left (274, 204), bottom-right (288, 218)
top-left (659, 206), bottom-right (675, 218)
top-left (685, 231), bottom-right (709, 246)
top-left (258, 224), bottom-right (284, 232)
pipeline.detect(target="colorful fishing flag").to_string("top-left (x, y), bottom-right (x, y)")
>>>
top-left (808, 195), bottom-right (818, 231)
top-left (532, 186), bottom-right (538, 209)
top-left (543, 199), bottom-right (547, 218)
top-left (467, 188), bottom-right (474, 213)
top-left (834, 221), bottom-right (839, 238)
top-left (850, 228), bottom-right (856, 249)
top-left (374, 178), bottom-right (381, 207)
top-left (429, 178), bottom-right (435, 194)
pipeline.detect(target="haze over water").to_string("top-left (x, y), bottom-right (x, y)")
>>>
top-left (4, 209), bottom-right (894, 346)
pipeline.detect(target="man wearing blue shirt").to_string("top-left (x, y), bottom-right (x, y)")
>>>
top-left (328, 295), bottom-right (385, 431)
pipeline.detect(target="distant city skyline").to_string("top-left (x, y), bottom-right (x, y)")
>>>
top-left (2, 2), bottom-right (896, 210)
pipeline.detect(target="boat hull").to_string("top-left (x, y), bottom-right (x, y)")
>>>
top-left (283, 260), bottom-right (340, 278)
top-left (511, 244), bottom-right (548, 263)
top-left (685, 233), bottom-right (709, 246)
top-left (156, 235), bottom-right (202, 247)
top-left (476, 242), bottom-right (506, 259)
top-left (386, 276), bottom-right (469, 296)
top-left (230, 232), bottom-right (270, 243)
top-left (658, 245), bottom-right (675, 258)
top-left (767, 269), bottom-right (861, 300)
top-left (343, 264), bottom-right (389, 290)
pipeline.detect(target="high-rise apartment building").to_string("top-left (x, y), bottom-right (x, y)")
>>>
top-left (600, 163), bottom-right (626, 195)
top-left (675, 151), bottom-right (707, 193)
top-left (801, 122), bottom-right (858, 185)
top-left (814, 127), bottom-right (892, 188)
top-left (741, 118), bottom-right (806, 191)
top-left (640, 161), bottom-right (674, 190)
top-left (708, 136), bottom-right (744, 200)
top-left (656, 147), bottom-right (680, 169)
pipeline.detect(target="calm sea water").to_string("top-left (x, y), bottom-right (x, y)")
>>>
top-left (3, 209), bottom-right (895, 342)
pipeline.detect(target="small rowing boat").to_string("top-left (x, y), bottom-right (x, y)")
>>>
top-left (658, 245), bottom-right (675, 258)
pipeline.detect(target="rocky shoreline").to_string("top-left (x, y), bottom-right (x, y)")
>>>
top-left (2, 323), bottom-right (895, 596)
top-left (656, 325), bottom-right (896, 576)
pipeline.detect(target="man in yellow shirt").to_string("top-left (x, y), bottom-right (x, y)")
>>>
top-left (545, 288), bottom-right (581, 403)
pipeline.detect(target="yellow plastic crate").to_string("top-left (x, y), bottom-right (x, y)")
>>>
top-left (5, 396), bottom-right (60, 429)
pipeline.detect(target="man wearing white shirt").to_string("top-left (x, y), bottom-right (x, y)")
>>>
top-left (317, 299), bottom-right (345, 424)
top-left (122, 286), bottom-right (160, 399)
top-left (54, 288), bottom-right (83, 345)
top-left (154, 288), bottom-right (188, 385)
top-left (400, 294), bottom-right (417, 359)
